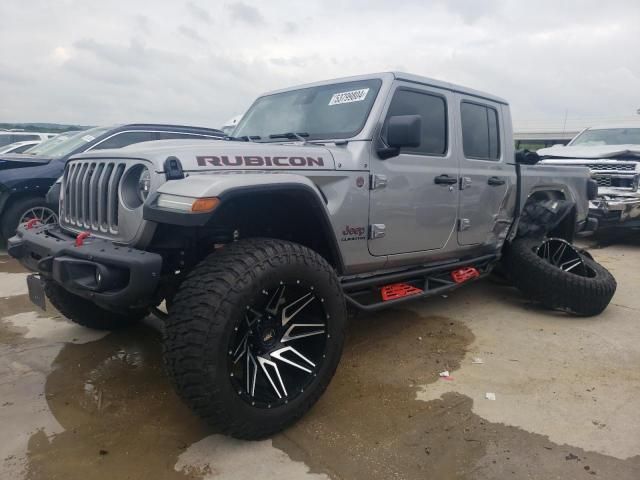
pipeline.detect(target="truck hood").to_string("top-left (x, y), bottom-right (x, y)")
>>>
top-left (71, 139), bottom-right (338, 171)
top-left (0, 154), bottom-right (52, 171)
top-left (538, 144), bottom-right (640, 160)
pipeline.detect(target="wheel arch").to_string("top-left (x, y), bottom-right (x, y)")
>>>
top-left (512, 188), bottom-right (578, 242)
top-left (211, 184), bottom-right (345, 273)
top-left (145, 181), bottom-right (345, 274)
top-left (0, 190), bottom-right (46, 217)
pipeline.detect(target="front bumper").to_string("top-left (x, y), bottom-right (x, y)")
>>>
top-left (589, 189), bottom-right (640, 229)
top-left (7, 224), bottom-right (162, 309)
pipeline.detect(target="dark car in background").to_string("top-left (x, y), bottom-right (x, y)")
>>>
top-left (0, 124), bottom-right (224, 240)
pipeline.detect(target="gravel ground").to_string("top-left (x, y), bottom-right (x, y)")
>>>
top-left (1, 235), bottom-right (639, 479)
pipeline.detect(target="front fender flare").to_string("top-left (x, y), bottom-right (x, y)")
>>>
top-left (142, 172), bottom-right (344, 272)
top-left (143, 173), bottom-right (327, 227)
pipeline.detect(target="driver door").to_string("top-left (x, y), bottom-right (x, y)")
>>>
top-left (368, 83), bottom-right (459, 257)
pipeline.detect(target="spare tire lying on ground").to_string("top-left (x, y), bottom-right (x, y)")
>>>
top-left (505, 237), bottom-right (616, 316)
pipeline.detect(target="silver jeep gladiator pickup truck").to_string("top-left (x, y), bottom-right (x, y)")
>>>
top-left (8, 72), bottom-right (615, 439)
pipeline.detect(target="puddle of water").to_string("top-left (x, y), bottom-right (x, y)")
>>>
top-left (272, 308), bottom-right (640, 479)
top-left (412, 283), bottom-right (640, 460)
top-left (1, 294), bottom-right (50, 321)
top-left (273, 309), bottom-right (478, 479)
top-left (25, 324), bottom-right (210, 480)
top-left (3, 311), bottom-right (107, 343)
top-left (2, 293), bottom-right (637, 479)
top-left (0, 310), bottom-right (110, 478)
top-left (0, 255), bottom-right (30, 274)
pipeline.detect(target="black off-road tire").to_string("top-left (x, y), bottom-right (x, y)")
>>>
top-left (163, 238), bottom-right (347, 439)
top-left (1, 196), bottom-right (57, 241)
top-left (44, 281), bottom-right (147, 329)
top-left (505, 237), bottom-right (616, 316)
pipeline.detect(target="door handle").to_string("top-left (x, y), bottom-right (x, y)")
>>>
top-left (434, 174), bottom-right (458, 185)
top-left (488, 176), bottom-right (506, 186)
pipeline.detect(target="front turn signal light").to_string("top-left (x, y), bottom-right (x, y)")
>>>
top-left (191, 197), bottom-right (220, 213)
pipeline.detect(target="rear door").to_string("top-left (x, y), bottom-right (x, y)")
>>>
top-left (456, 96), bottom-right (515, 246)
top-left (368, 83), bottom-right (459, 256)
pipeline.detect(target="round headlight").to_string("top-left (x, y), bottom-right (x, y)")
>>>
top-left (121, 164), bottom-right (151, 210)
top-left (138, 167), bottom-right (150, 202)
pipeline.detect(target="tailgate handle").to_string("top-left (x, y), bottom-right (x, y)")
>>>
top-left (488, 176), bottom-right (506, 186)
top-left (434, 174), bottom-right (458, 185)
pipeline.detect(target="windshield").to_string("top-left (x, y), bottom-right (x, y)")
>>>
top-left (234, 79), bottom-right (382, 141)
top-left (23, 134), bottom-right (70, 154)
top-left (571, 128), bottom-right (640, 146)
top-left (25, 127), bottom-right (110, 157)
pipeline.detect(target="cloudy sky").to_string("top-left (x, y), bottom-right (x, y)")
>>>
top-left (1, 0), bottom-right (639, 130)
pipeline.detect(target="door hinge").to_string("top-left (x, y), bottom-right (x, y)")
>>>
top-left (458, 218), bottom-right (471, 231)
top-left (370, 174), bottom-right (388, 190)
top-left (370, 224), bottom-right (386, 239)
top-left (459, 176), bottom-right (472, 190)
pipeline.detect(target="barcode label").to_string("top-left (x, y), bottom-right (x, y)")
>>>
top-left (328, 88), bottom-right (370, 106)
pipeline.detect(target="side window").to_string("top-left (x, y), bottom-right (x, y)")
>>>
top-left (156, 132), bottom-right (215, 141)
top-left (383, 89), bottom-right (447, 156)
top-left (461, 102), bottom-right (500, 160)
top-left (92, 131), bottom-right (157, 150)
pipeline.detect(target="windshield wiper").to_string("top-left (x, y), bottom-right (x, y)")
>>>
top-left (268, 132), bottom-right (310, 143)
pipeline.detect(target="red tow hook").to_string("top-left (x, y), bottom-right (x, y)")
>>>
top-left (75, 231), bottom-right (91, 247)
top-left (25, 219), bottom-right (40, 230)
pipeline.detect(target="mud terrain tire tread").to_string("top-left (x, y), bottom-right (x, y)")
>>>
top-left (163, 238), bottom-right (347, 440)
top-left (44, 281), bottom-right (147, 329)
top-left (505, 237), bottom-right (616, 316)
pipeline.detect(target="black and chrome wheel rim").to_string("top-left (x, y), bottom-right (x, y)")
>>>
top-left (535, 238), bottom-right (593, 277)
top-left (228, 282), bottom-right (329, 408)
top-left (19, 206), bottom-right (58, 226)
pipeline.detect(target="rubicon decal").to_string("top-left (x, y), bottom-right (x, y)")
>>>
top-left (196, 155), bottom-right (324, 168)
top-left (341, 225), bottom-right (366, 242)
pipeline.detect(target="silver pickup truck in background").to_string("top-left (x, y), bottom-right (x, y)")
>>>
top-left (539, 125), bottom-right (640, 230)
top-left (8, 72), bottom-right (616, 439)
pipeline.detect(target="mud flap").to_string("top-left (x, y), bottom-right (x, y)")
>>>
top-left (27, 274), bottom-right (46, 311)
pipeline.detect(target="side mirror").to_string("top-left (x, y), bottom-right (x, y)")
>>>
top-left (377, 114), bottom-right (422, 159)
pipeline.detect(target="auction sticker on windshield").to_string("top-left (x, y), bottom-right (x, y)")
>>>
top-left (328, 88), bottom-right (369, 106)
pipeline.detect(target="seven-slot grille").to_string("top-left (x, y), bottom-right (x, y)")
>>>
top-left (61, 160), bottom-right (127, 234)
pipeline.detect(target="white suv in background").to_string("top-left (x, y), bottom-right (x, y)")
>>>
top-left (0, 140), bottom-right (42, 154)
top-left (0, 132), bottom-right (56, 150)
